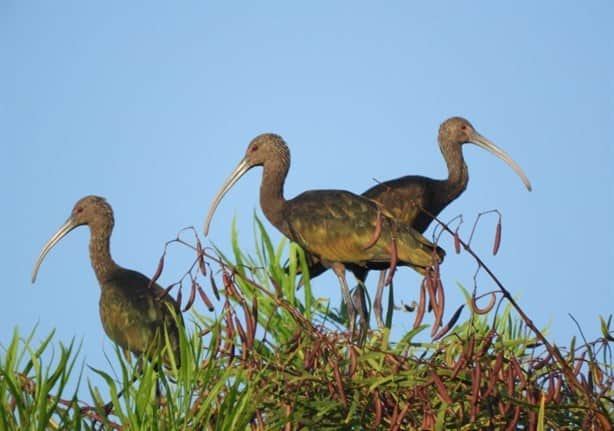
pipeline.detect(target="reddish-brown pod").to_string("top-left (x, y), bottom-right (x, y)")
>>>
top-left (175, 286), bottom-right (183, 309)
top-left (209, 272), bottom-right (220, 300)
top-left (157, 282), bottom-right (176, 300)
top-left (182, 281), bottom-right (197, 312)
top-left (493, 220), bottom-right (502, 255)
top-left (196, 238), bottom-right (207, 277)
top-left (413, 280), bottom-right (427, 329)
top-left (197, 284), bottom-right (215, 311)
top-left (454, 229), bottom-right (461, 254)
top-left (148, 253), bottom-right (165, 289)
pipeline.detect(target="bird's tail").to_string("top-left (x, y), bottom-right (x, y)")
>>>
top-left (396, 224), bottom-right (445, 271)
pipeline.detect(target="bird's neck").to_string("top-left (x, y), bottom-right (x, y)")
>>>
top-left (259, 158), bottom-right (289, 236)
top-left (88, 225), bottom-right (120, 283)
top-left (440, 143), bottom-right (469, 203)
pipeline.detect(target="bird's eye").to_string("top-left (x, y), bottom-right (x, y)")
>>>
top-left (250, 144), bottom-right (259, 152)
top-left (76, 207), bottom-right (84, 214)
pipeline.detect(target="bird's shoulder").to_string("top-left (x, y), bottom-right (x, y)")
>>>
top-left (363, 175), bottom-right (437, 201)
top-left (288, 189), bottom-right (377, 219)
top-left (104, 268), bottom-right (180, 313)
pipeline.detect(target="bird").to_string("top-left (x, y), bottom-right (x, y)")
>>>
top-left (31, 195), bottom-right (181, 367)
top-left (203, 133), bottom-right (444, 339)
top-left (304, 117), bottom-right (532, 328)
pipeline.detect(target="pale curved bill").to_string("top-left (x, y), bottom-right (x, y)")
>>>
top-left (31, 218), bottom-right (77, 283)
top-left (203, 158), bottom-right (251, 236)
top-left (472, 133), bottom-right (532, 191)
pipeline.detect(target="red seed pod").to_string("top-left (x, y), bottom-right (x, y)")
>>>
top-left (425, 272), bottom-right (437, 313)
top-left (363, 208), bottom-right (382, 250)
top-left (471, 292), bottom-right (496, 315)
top-left (413, 280), bottom-right (427, 329)
top-left (390, 405), bottom-right (399, 431)
top-left (396, 404), bottom-right (411, 430)
top-left (430, 369), bottom-right (453, 404)
top-left (573, 351), bottom-right (586, 376)
top-left (182, 280), bottom-right (198, 312)
top-left (209, 272), bottom-right (220, 301)
top-left (511, 357), bottom-right (527, 387)
top-left (478, 328), bottom-right (496, 357)
top-left (223, 271), bottom-right (240, 298)
top-left (504, 405), bottom-right (521, 431)
top-left (553, 374), bottom-right (562, 402)
top-left (234, 316), bottom-right (247, 344)
top-left (197, 284), bottom-right (215, 311)
top-left (304, 350), bottom-right (313, 370)
top-left (532, 352), bottom-right (552, 370)
top-left (373, 391), bottom-right (383, 426)
top-left (148, 253), bottom-right (165, 289)
top-left (454, 229), bottom-right (461, 254)
top-left (157, 282), bottom-right (176, 300)
top-left (591, 363), bottom-right (604, 389)
top-left (176, 287), bottom-right (183, 309)
top-left (485, 368), bottom-right (497, 398)
top-left (505, 366), bottom-right (515, 396)
top-left (348, 346), bottom-right (357, 377)
top-left (225, 308), bottom-right (235, 339)
top-left (436, 276), bottom-right (445, 315)
top-left (430, 300), bottom-right (443, 337)
top-left (432, 304), bottom-right (464, 340)
top-left (493, 350), bottom-right (504, 377)
top-left (450, 352), bottom-right (466, 379)
top-left (328, 357), bottom-right (347, 407)
top-left (493, 220), bottom-right (502, 255)
top-left (196, 238), bottom-right (207, 277)
top-left (242, 301), bottom-right (254, 349)
top-left (471, 363), bottom-right (481, 404)
top-left (465, 335), bottom-right (475, 360)
top-left (545, 374), bottom-right (555, 402)
top-left (497, 400), bottom-right (508, 416)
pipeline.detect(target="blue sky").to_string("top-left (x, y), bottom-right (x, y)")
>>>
top-left (2, 1), bottom-right (612, 395)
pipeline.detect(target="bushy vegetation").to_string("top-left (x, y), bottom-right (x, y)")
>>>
top-left (1, 219), bottom-right (612, 430)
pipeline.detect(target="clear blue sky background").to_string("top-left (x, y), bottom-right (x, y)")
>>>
top-left (2, 1), bottom-right (612, 398)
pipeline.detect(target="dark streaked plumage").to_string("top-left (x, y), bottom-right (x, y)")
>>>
top-left (307, 117), bottom-right (532, 328)
top-left (204, 134), bottom-right (444, 338)
top-left (32, 196), bottom-right (181, 365)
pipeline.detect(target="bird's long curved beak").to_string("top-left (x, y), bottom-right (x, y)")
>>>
top-left (472, 133), bottom-right (532, 191)
top-left (31, 217), bottom-right (78, 283)
top-left (204, 157), bottom-right (252, 236)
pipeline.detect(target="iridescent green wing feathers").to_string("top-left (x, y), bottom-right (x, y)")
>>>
top-left (99, 269), bottom-right (181, 364)
top-left (284, 190), bottom-right (442, 269)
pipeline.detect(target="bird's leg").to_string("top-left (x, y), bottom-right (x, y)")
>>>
top-left (363, 207), bottom-right (383, 250)
top-left (385, 235), bottom-right (398, 285)
top-left (331, 263), bottom-right (355, 338)
top-left (374, 270), bottom-right (387, 329)
top-left (351, 271), bottom-right (370, 344)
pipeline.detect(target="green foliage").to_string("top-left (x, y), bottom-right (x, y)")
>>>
top-left (0, 326), bottom-right (81, 430)
top-left (1, 219), bottom-right (612, 429)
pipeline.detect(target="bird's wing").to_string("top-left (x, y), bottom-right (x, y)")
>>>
top-left (101, 269), bottom-right (182, 359)
top-left (284, 190), bottom-right (441, 269)
top-left (362, 176), bottom-right (435, 228)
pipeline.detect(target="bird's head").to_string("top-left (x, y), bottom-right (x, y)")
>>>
top-left (439, 117), bottom-right (532, 191)
top-left (31, 195), bottom-right (114, 283)
top-left (69, 195), bottom-right (115, 228)
top-left (203, 133), bottom-right (290, 236)
top-left (243, 133), bottom-right (290, 168)
top-left (438, 117), bottom-right (477, 146)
